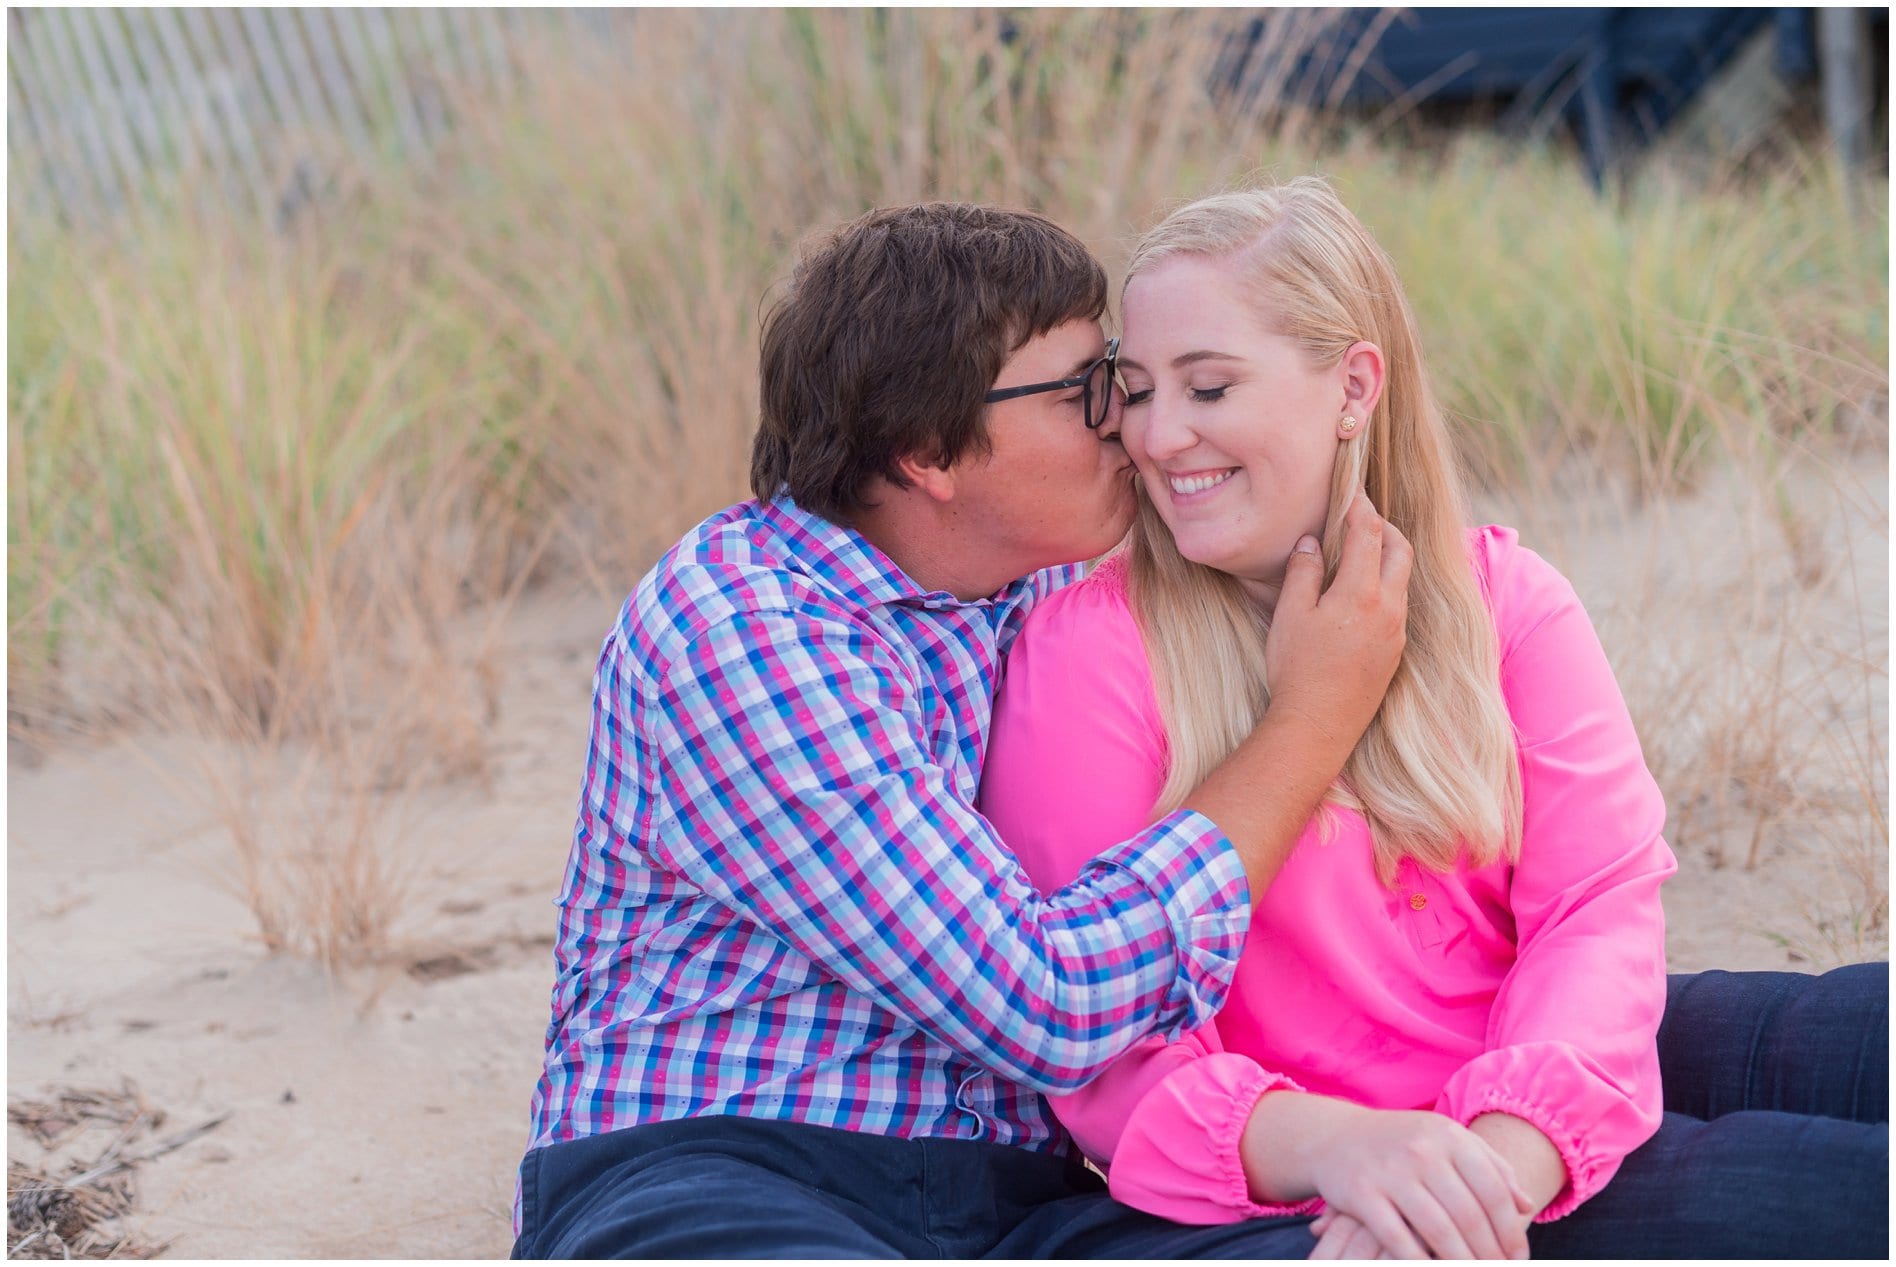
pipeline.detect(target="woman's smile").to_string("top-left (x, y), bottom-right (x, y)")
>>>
top-left (1163, 467), bottom-right (1241, 502)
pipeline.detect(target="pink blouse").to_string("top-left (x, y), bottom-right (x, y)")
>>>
top-left (978, 526), bottom-right (1676, 1225)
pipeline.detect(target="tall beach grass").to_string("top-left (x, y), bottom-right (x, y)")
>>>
top-left (9, 9), bottom-right (1886, 962)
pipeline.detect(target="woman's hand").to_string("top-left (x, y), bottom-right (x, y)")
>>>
top-left (1306, 1108), bottom-right (1533, 1260)
top-left (1319, 1107), bottom-right (1539, 1259)
top-left (1309, 1210), bottom-right (1388, 1259)
top-left (1243, 1095), bottom-right (1533, 1260)
top-left (1309, 1203), bottom-right (1535, 1262)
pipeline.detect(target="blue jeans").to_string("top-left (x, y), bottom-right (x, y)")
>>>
top-left (1528, 963), bottom-right (1887, 1259)
top-left (512, 965), bottom-right (1888, 1258)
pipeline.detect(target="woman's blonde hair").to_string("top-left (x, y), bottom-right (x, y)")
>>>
top-left (1124, 176), bottom-right (1521, 883)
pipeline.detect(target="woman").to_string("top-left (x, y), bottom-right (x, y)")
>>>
top-left (978, 178), bottom-right (1886, 1259)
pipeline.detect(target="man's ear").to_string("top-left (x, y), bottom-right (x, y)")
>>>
top-left (892, 450), bottom-right (957, 503)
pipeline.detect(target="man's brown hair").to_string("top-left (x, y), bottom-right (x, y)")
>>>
top-left (751, 202), bottom-right (1107, 521)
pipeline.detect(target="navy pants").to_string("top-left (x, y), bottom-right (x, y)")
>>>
top-left (512, 965), bottom-right (1888, 1259)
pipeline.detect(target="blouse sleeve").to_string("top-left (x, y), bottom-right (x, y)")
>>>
top-left (1434, 527), bottom-right (1678, 1221)
top-left (981, 567), bottom-right (1317, 1224)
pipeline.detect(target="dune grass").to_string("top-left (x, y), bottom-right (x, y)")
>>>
top-left (8, 8), bottom-right (1886, 963)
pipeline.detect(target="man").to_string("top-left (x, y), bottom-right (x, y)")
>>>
top-left (513, 202), bottom-right (1412, 1258)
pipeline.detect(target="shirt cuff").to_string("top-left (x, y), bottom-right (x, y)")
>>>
top-left (1089, 809), bottom-right (1251, 1031)
top-left (1440, 1089), bottom-right (1597, 1221)
top-left (1109, 1053), bottom-right (1324, 1223)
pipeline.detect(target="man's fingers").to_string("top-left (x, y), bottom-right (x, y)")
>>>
top-left (1280, 533), bottom-right (1323, 614)
top-left (1327, 490), bottom-right (1385, 599)
top-left (1379, 517), bottom-right (1414, 598)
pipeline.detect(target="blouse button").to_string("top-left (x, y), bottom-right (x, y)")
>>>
top-left (1409, 892), bottom-right (1428, 911)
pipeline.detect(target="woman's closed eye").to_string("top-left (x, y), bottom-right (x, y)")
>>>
top-left (1122, 384), bottom-right (1228, 405)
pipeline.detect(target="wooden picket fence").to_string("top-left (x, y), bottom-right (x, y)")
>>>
top-left (8, 7), bottom-right (630, 226)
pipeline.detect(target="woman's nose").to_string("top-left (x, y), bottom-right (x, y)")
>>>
top-left (1135, 398), bottom-right (1194, 462)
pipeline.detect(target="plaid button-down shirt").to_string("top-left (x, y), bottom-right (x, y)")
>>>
top-left (523, 496), bottom-right (1249, 1182)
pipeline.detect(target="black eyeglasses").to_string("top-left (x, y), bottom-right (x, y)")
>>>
top-left (983, 336), bottom-right (1122, 432)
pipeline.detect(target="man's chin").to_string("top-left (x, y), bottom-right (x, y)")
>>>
top-left (1037, 526), bottom-right (1131, 572)
top-left (1089, 509), bottom-right (1138, 559)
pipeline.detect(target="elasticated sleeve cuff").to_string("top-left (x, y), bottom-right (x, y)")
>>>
top-left (1108, 1051), bottom-right (1325, 1224)
top-left (1436, 1041), bottom-right (1656, 1221)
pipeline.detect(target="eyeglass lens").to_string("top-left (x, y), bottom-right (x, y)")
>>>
top-left (1085, 358), bottom-right (1117, 430)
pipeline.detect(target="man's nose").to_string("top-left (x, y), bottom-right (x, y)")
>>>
top-left (1096, 384), bottom-right (1127, 442)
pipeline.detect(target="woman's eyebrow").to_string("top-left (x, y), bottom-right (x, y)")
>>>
top-left (1172, 350), bottom-right (1243, 368)
top-left (1118, 349), bottom-right (1243, 373)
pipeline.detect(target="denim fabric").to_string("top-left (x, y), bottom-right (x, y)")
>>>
top-left (509, 1115), bottom-right (1318, 1259)
top-left (1531, 963), bottom-right (1888, 1259)
top-left (513, 966), bottom-right (1887, 1259)
top-left (1658, 963), bottom-right (1887, 1123)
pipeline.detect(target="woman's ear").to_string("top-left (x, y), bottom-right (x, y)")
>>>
top-left (1340, 341), bottom-right (1386, 424)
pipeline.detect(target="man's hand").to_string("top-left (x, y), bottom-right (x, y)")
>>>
top-left (1265, 492), bottom-right (1412, 766)
top-left (1177, 494), bottom-right (1413, 901)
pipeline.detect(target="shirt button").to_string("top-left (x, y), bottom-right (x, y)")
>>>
top-left (1409, 893), bottom-right (1428, 911)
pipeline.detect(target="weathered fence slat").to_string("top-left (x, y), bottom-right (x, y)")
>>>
top-left (66, 7), bottom-right (150, 206)
top-left (266, 7), bottom-right (343, 155)
top-left (9, 6), bottom-right (582, 223)
top-left (34, 7), bottom-right (131, 214)
top-left (178, 5), bottom-right (273, 215)
top-left (9, 23), bottom-right (65, 216)
top-left (356, 6), bottom-right (431, 159)
top-left (471, 8), bottom-right (513, 98)
top-left (301, 8), bottom-right (379, 164)
top-left (236, 5), bottom-right (311, 142)
top-left (141, 8), bottom-right (224, 193)
top-left (89, 7), bottom-right (169, 181)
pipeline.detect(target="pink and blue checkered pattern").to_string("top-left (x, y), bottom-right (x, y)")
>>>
top-left (523, 496), bottom-right (1249, 1170)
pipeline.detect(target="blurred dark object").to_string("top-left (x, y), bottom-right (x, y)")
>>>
top-left (1226, 8), bottom-right (1889, 181)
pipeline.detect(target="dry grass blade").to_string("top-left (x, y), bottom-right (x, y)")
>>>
top-left (7, 1161), bottom-right (148, 1260)
top-left (6, 1082), bottom-right (222, 1260)
top-left (7, 1083), bottom-right (156, 1153)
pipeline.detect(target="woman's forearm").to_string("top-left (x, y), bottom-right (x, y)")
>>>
top-left (1468, 1112), bottom-right (1566, 1212)
top-left (1237, 1090), bottom-right (1363, 1203)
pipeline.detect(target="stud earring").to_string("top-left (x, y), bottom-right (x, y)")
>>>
top-left (1339, 414), bottom-right (1358, 436)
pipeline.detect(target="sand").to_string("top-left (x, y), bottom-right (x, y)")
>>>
top-left (8, 453), bottom-right (1886, 1258)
